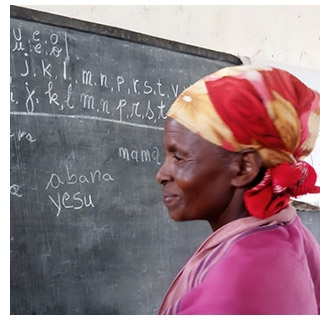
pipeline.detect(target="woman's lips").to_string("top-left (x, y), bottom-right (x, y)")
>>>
top-left (162, 192), bottom-right (180, 207)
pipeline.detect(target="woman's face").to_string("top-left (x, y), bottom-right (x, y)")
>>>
top-left (156, 118), bottom-right (235, 225)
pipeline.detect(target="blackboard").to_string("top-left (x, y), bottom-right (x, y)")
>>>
top-left (10, 6), bottom-right (319, 315)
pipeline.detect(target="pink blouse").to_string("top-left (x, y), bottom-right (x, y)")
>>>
top-left (159, 206), bottom-right (320, 315)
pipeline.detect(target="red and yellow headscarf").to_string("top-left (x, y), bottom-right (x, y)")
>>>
top-left (167, 65), bottom-right (320, 219)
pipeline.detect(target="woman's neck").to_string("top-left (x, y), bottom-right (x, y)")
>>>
top-left (209, 188), bottom-right (250, 232)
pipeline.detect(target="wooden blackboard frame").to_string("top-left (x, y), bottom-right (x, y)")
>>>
top-left (10, 5), bottom-right (242, 66)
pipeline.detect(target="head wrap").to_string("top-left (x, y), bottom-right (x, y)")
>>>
top-left (167, 65), bottom-right (320, 219)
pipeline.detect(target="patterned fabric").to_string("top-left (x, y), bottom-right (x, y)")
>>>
top-left (158, 206), bottom-right (320, 315)
top-left (167, 65), bottom-right (320, 218)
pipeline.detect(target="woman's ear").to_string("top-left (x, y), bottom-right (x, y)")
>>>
top-left (230, 148), bottom-right (263, 188)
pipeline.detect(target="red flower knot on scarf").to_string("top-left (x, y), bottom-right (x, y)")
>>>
top-left (166, 65), bottom-right (320, 219)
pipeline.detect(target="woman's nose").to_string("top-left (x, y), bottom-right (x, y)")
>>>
top-left (156, 159), bottom-right (172, 185)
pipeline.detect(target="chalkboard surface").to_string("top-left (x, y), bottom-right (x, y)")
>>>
top-left (10, 7), bottom-right (319, 315)
top-left (10, 7), bottom-right (242, 315)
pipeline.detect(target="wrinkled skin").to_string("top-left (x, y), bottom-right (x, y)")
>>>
top-left (156, 118), bottom-right (262, 231)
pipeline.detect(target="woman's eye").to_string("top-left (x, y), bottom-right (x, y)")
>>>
top-left (173, 153), bottom-right (183, 161)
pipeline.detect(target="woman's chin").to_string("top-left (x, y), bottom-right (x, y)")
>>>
top-left (168, 211), bottom-right (190, 222)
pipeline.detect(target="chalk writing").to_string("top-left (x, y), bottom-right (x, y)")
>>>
top-left (10, 111), bottom-right (164, 131)
top-left (10, 129), bottom-right (37, 143)
top-left (42, 59), bottom-right (52, 78)
top-left (48, 191), bottom-right (94, 217)
top-left (25, 84), bottom-right (37, 113)
top-left (119, 146), bottom-right (161, 165)
top-left (45, 165), bottom-right (114, 190)
top-left (64, 83), bottom-right (74, 109)
top-left (10, 23), bottom-right (190, 128)
top-left (44, 81), bottom-right (60, 106)
top-left (10, 184), bottom-right (22, 198)
top-left (12, 28), bottom-right (24, 52)
top-left (21, 59), bottom-right (29, 77)
top-left (10, 20), bottom-right (196, 222)
top-left (82, 70), bottom-right (93, 86)
top-left (44, 164), bottom-right (114, 217)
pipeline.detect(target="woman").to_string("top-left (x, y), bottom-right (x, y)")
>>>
top-left (156, 65), bottom-right (320, 315)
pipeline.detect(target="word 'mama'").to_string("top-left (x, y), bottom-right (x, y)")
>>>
top-left (119, 146), bottom-right (161, 165)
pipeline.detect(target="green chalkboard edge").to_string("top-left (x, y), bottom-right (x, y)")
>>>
top-left (10, 5), bottom-right (242, 65)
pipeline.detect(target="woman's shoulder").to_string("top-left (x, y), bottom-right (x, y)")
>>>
top-left (205, 217), bottom-right (319, 300)
top-left (229, 216), bottom-right (319, 258)
top-left (217, 216), bottom-right (318, 271)
top-left (178, 218), bottom-right (320, 314)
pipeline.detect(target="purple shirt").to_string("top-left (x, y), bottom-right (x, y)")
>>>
top-left (159, 206), bottom-right (320, 315)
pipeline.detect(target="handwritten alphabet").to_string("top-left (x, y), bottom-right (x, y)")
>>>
top-left (10, 22), bottom-right (181, 219)
top-left (10, 24), bottom-right (189, 126)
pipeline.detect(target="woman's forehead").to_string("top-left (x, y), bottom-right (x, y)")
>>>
top-left (164, 118), bottom-right (187, 136)
top-left (164, 119), bottom-right (196, 145)
top-left (164, 118), bottom-right (219, 154)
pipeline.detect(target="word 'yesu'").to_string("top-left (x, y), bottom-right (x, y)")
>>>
top-left (45, 166), bottom-right (114, 217)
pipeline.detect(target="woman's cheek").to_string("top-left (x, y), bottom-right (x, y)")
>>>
top-left (175, 168), bottom-right (196, 191)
